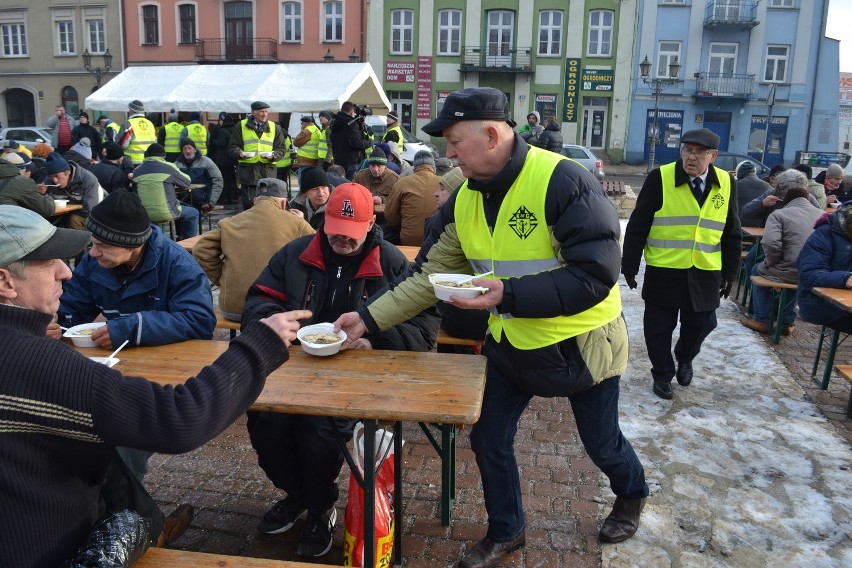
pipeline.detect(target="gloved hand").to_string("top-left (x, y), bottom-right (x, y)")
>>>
top-left (624, 274), bottom-right (638, 289)
top-left (720, 280), bottom-right (733, 298)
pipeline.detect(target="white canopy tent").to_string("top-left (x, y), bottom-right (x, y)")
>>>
top-left (84, 62), bottom-right (392, 114)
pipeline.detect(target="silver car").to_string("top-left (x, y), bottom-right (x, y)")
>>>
top-left (560, 144), bottom-right (605, 180)
top-left (0, 126), bottom-right (53, 151)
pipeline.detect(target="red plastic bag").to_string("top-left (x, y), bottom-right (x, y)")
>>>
top-left (343, 422), bottom-right (398, 567)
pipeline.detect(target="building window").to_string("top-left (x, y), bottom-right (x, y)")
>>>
top-left (323, 1), bottom-right (342, 42)
top-left (588, 10), bottom-right (613, 57)
top-left (1, 23), bottom-right (27, 57)
top-left (437, 9), bottom-right (461, 55)
top-left (390, 9), bottom-right (413, 54)
top-left (56, 20), bottom-right (75, 55)
top-left (86, 18), bottom-right (106, 53)
top-left (178, 4), bottom-right (196, 44)
top-left (537, 10), bottom-right (562, 56)
top-left (708, 42), bottom-right (738, 75)
top-left (657, 41), bottom-right (681, 78)
top-left (768, 0), bottom-right (795, 7)
top-left (283, 2), bottom-right (301, 42)
top-left (142, 4), bottom-right (159, 45)
top-left (764, 45), bottom-right (789, 83)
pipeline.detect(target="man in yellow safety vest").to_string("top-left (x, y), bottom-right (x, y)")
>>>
top-left (334, 87), bottom-right (648, 568)
top-left (227, 101), bottom-right (286, 211)
top-left (622, 128), bottom-right (741, 400)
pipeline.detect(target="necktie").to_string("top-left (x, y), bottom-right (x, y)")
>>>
top-left (692, 178), bottom-right (703, 202)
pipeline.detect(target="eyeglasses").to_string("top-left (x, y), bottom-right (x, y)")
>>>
top-left (680, 146), bottom-right (713, 157)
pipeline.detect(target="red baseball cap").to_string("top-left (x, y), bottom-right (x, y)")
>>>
top-left (323, 182), bottom-right (375, 240)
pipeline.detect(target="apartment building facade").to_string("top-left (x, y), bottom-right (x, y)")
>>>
top-left (0, 0), bottom-right (123, 127)
top-left (627, 0), bottom-right (839, 168)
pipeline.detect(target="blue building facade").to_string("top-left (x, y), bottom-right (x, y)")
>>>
top-left (626, 0), bottom-right (839, 169)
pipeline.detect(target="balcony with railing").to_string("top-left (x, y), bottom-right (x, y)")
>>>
top-left (460, 46), bottom-right (532, 74)
top-left (703, 1), bottom-right (759, 29)
top-left (694, 72), bottom-right (756, 99)
top-left (195, 38), bottom-right (279, 63)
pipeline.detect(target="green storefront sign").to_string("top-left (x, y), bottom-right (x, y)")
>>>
top-left (582, 69), bottom-right (613, 91)
top-left (563, 58), bottom-right (580, 123)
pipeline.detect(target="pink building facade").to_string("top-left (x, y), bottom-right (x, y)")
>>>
top-left (123, 1), bottom-right (365, 66)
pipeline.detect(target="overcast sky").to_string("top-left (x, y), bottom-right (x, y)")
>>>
top-left (826, 0), bottom-right (850, 73)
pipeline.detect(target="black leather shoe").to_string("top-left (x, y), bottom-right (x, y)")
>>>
top-left (675, 361), bottom-right (693, 386)
top-left (599, 497), bottom-right (646, 543)
top-left (652, 380), bottom-right (672, 400)
top-left (458, 532), bottom-right (525, 568)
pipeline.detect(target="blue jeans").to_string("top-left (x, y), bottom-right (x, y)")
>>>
top-left (469, 362), bottom-right (648, 541)
top-left (750, 266), bottom-right (797, 325)
top-left (176, 205), bottom-right (199, 239)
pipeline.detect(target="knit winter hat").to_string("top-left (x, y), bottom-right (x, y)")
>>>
top-left (144, 143), bottom-right (166, 158)
top-left (439, 167), bottom-right (466, 194)
top-left (189, 112), bottom-right (200, 122)
top-left (736, 161), bottom-right (755, 180)
top-left (45, 152), bottom-right (71, 175)
top-left (827, 163), bottom-right (845, 178)
top-left (86, 189), bottom-right (152, 248)
top-left (179, 138), bottom-right (197, 151)
top-left (1, 152), bottom-right (23, 166)
top-left (412, 150), bottom-right (435, 171)
top-left (128, 100), bottom-right (145, 113)
top-left (104, 142), bottom-right (124, 160)
top-left (15, 152), bottom-right (31, 170)
top-left (319, 110), bottom-right (334, 121)
top-left (368, 147), bottom-right (387, 165)
top-left (300, 167), bottom-right (329, 192)
top-left (71, 139), bottom-right (93, 160)
top-left (79, 111), bottom-right (89, 120)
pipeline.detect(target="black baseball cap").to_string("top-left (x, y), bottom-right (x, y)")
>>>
top-left (423, 87), bottom-right (516, 137)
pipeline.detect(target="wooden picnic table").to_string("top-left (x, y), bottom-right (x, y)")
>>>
top-left (76, 340), bottom-right (486, 565)
top-left (177, 234), bottom-right (202, 252)
top-left (742, 226), bottom-right (765, 239)
top-left (812, 287), bottom-right (852, 312)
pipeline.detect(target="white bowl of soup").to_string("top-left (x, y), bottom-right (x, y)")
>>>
top-left (429, 273), bottom-right (488, 301)
top-left (297, 323), bottom-right (347, 357)
top-left (63, 322), bottom-right (107, 347)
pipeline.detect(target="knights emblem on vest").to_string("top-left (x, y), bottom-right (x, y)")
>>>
top-left (508, 205), bottom-right (538, 239)
top-left (711, 193), bottom-right (725, 209)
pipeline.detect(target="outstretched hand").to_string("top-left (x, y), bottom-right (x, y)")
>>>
top-left (260, 310), bottom-right (313, 348)
top-left (334, 311), bottom-right (367, 350)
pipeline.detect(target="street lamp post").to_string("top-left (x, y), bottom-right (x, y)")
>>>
top-left (639, 54), bottom-right (681, 173)
top-left (83, 48), bottom-right (113, 89)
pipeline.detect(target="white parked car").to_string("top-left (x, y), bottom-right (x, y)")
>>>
top-left (0, 126), bottom-right (53, 151)
top-left (560, 144), bottom-right (605, 180)
top-left (365, 116), bottom-right (437, 163)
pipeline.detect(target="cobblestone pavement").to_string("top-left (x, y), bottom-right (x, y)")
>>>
top-left (146, 201), bottom-right (852, 567)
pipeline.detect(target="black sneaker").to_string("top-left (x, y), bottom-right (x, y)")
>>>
top-left (258, 496), bottom-right (307, 534)
top-left (297, 507), bottom-right (337, 557)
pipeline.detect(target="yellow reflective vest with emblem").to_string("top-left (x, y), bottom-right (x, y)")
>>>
top-left (296, 124), bottom-right (322, 162)
top-left (185, 123), bottom-right (208, 155)
top-left (238, 120), bottom-right (276, 164)
top-left (161, 122), bottom-right (184, 154)
top-left (644, 163), bottom-right (730, 271)
top-left (454, 147), bottom-right (622, 349)
top-left (125, 116), bottom-right (157, 164)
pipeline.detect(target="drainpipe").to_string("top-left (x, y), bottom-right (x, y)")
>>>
top-left (805, 0), bottom-right (830, 148)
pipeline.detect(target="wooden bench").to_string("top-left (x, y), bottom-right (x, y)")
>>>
top-left (749, 275), bottom-right (798, 344)
top-left (832, 365), bottom-right (852, 418)
top-left (177, 234), bottom-right (202, 252)
top-left (437, 328), bottom-right (483, 347)
top-left (136, 547), bottom-right (329, 567)
top-left (215, 309), bottom-right (240, 339)
top-left (601, 180), bottom-right (626, 196)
